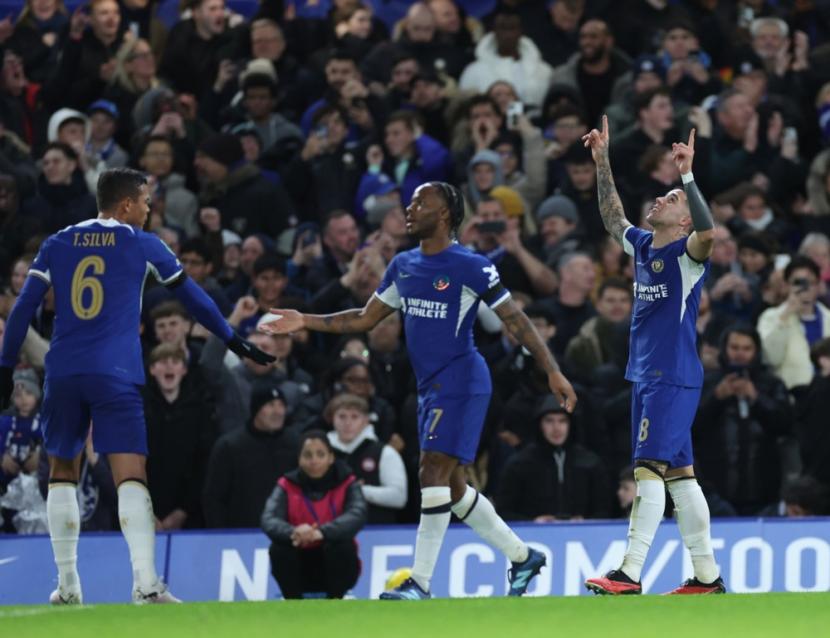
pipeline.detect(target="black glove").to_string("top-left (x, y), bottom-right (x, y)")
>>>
top-left (0, 366), bottom-right (13, 411)
top-left (227, 332), bottom-right (277, 365)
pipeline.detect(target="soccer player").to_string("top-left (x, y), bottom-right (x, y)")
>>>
top-left (582, 117), bottom-right (725, 595)
top-left (0, 169), bottom-right (275, 605)
top-left (260, 181), bottom-right (577, 599)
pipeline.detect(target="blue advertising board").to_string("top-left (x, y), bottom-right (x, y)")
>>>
top-left (1, 519), bottom-right (828, 604)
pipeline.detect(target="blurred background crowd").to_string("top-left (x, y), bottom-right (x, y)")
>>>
top-left (2, 0), bottom-right (830, 536)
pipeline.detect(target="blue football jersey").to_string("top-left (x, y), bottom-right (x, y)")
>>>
top-left (623, 226), bottom-right (709, 387)
top-left (374, 243), bottom-right (511, 392)
top-left (29, 218), bottom-right (183, 384)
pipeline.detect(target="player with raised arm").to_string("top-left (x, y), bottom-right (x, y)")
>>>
top-left (582, 117), bottom-right (725, 595)
top-left (260, 181), bottom-right (577, 599)
top-left (0, 169), bottom-right (275, 605)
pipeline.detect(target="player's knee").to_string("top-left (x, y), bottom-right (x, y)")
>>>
top-left (634, 460), bottom-right (667, 482)
top-left (418, 454), bottom-right (453, 487)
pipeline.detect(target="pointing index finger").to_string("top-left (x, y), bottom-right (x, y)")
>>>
top-left (688, 127), bottom-right (696, 149)
top-left (602, 114), bottom-right (609, 138)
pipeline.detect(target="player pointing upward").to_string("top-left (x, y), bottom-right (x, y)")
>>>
top-left (0, 169), bottom-right (275, 604)
top-left (261, 181), bottom-right (576, 599)
top-left (582, 117), bottom-right (725, 595)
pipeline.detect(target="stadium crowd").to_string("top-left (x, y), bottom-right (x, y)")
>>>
top-left (2, 0), bottom-right (830, 537)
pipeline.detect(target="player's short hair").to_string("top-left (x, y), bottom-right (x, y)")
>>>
top-left (179, 237), bottom-right (212, 263)
top-left (784, 255), bottom-right (820, 282)
top-left (96, 167), bottom-right (148, 213)
top-left (598, 277), bottom-right (633, 299)
top-left (428, 181), bottom-right (466, 232)
top-left (148, 342), bottom-right (187, 366)
top-left (150, 300), bottom-right (190, 323)
top-left (325, 393), bottom-right (370, 421)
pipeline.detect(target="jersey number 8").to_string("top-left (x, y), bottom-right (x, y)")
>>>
top-left (637, 418), bottom-right (650, 442)
top-left (71, 256), bottom-right (106, 320)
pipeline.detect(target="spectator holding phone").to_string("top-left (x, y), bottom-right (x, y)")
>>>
top-left (758, 256), bottom-right (830, 389)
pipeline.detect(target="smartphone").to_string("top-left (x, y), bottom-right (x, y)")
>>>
top-left (301, 230), bottom-right (318, 247)
top-left (477, 220), bottom-right (506, 234)
top-left (507, 101), bottom-right (523, 128)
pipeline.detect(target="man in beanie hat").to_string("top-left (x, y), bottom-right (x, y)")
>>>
top-left (0, 369), bottom-right (43, 487)
top-left (495, 394), bottom-right (609, 521)
top-left (195, 133), bottom-right (296, 238)
top-left (528, 194), bottom-right (583, 268)
top-left (203, 382), bottom-right (299, 528)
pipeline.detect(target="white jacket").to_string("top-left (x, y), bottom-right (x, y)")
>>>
top-left (459, 34), bottom-right (554, 108)
top-left (757, 302), bottom-right (830, 388)
top-left (328, 426), bottom-right (407, 509)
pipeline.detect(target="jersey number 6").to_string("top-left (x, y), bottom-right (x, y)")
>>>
top-left (71, 256), bottom-right (106, 320)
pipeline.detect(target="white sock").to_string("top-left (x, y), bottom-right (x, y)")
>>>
top-left (47, 482), bottom-right (82, 596)
top-left (452, 485), bottom-right (528, 563)
top-left (411, 486), bottom-right (452, 592)
top-left (620, 476), bottom-right (665, 582)
top-left (667, 478), bottom-right (720, 583)
top-left (118, 481), bottom-right (159, 592)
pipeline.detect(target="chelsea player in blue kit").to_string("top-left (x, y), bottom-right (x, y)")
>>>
top-left (261, 182), bottom-right (577, 599)
top-left (582, 118), bottom-right (725, 595)
top-left (0, 169), bottom-right (274, 605)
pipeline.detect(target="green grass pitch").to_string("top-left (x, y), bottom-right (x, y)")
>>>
top-left (2, 594), bottom-right (827, 638)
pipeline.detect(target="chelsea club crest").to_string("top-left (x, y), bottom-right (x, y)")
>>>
top-left (651, 259), bottom-right (664, 273)
top-left (433, 275), bottom-right (450, 291)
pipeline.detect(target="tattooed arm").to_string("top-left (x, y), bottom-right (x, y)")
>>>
top-left (259, 295), bottom-right (395, 335)
top-left (583, 115), bottom-right (632, 246)
top-left (494, 297), bottom-right (577, 411)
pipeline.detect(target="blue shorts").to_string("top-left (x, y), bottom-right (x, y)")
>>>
top-left (41, 374), bottom-right (147, 459)
top-left (417, 390), bottom-right (489, 465)
top-left (631, 381), bottom-right (701, 469)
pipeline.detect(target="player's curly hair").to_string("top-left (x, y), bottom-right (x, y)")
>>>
top-left (428, 181), bottom-right (466, 234)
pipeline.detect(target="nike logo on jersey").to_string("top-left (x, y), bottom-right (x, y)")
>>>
top-left (399, 271), bottom-right (413, 278)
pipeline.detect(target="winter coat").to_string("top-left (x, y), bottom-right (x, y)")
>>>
top-left (464, 149), bottom-right (504, 208)
top-left (796, 373), bottom-right (830, 485)
top-left (564, 316), bottom-right (630, 389)
top-left (23, 171), bottom-right (97, 233)
top-left (159, 173), bottom-right (199, 238)
top-left (261, 461), bottom-right (367, 543)
top-left (459, 34), bottom-right (554, 109)
top-left (203, 421), bottom-right (300, 528)
top-left (158, 18), bottom-right (235, 96)
top-left (143, 373), bottom-right (218, 523)
top-left (370, 134), bottom-right (452, 209)
top-left (757, 302), bottom-right (830, 389)
top-left (496, 440), bottom-right (611, 520)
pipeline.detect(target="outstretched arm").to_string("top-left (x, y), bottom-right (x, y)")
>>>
top-left (672, 128), bottom-right (714, 261)
top-left (494, 298), bottom-right (577, 412)
top-left (260, 293), bottom-right (395, 336)
top-left (582, 115), bottom-right (631, 245)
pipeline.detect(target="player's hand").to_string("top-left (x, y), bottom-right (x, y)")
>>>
top-left (259, 309), bottom-right (305, 335)
top-left (226, 331), bottom-right (276, 365)
top-left (548, 370), bottom-right (577, 413)
top-left (671, 128), bottom-right (695, 175)
top-left (0, 366), bottom-right (12, 410)
top-left (581, 114), bottom-right (610, 163)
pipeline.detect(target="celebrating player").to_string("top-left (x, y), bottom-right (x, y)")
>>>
top-left (0, 169), bottom-right (275, 605)
top-left (260, 181), bottom-right (577, 599)
top-left (581, 117), bottom-right (724, 595)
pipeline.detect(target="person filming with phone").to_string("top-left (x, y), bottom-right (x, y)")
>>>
top-left (461, 197), bottom-right (556, 297)
top-left (758, 256), bottom-right (830, 390)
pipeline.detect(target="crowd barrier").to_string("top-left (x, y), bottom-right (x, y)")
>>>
top-left (1, 518), bottom-right (828, 604)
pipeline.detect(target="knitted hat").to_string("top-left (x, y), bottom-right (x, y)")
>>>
top-left (536, 194), bottom-right (578, 224)
top-left (13, 368), bottom-right (41, 401)
top-left (534, 394), bottom-right (569, 421)
top-left (198, 134), bottom-right (245, 167)
top-left (250, 384), bottom-right (285, 419)
top-left (490, 186), bottom-right (525, 218)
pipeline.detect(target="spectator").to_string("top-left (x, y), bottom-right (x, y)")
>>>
top-left (496, 395), bottom-right (610, 521)
top-left (758, 256), bottom-right (830, 389)
top-left (659, 18), bottom-right (720, 106)
top-left (305, 210), bottom-right (361, 293)
top-left (178, 238), bottom-right (232, 316)
top-left (522, 0), bottom-right (583, 68)
top-left (459, 8), bottom-right (553, 110)
top-left (8, 0), bottom-right (69, 84)
top-left (605, 55), bottom-right (666, 136)
top-left (143, 343), bottom-right (217, 529)
top-left (221, 233), bottom-right (272, 303)
top-left (203, 385), bottom-right (300, 528)
top-left (556, 144), bottom-right (604, 244)
top-left (463, 148), bottom-right (503, 209)
top-left (105, 36), bottom-right (160, 144)
top-left (407, 71), bottom-right (452, 147)
top-left (760, 476), bottom-right (830, 517)
top-left (159, 0), bottom-right (235, 97)
top-left (0, 368), bottom-right (42, 490)
top-left (463, 196), bottom-right (557, 297)
top-left (543, 252), bottom-right (597, 359)
top-left (367, 312), bottom-right (411, 407)
top-left (139, 135), bottom-right (199, 238)
top-left (238, 72), bottom-right (303, 164)
top-left (721, 182), bottom-right (792, 247)
top-left (148, 301), bottom-right (198, 362)
top-left (85, 100), bottom-right (128, 171)
top-left (26, 142), bottom-right (97, 233)
top-left (616, 466), bottom-right (636, 517)
top-left (0, 47), bottom-right (49, 151)
top-left (239, 253), bottom-right (290, 335)
top-left (494, 116), bottom-right (547, 212)
top-left (565, 277), bottom-right (632, 392)
top-left (527, 194), bottom-right (582, 271)
top-left (326, 393), bottom-right (407, 523)
top-left (551, 19), bottom-right (631, 126)
top-left (0, 176), bottom-right (40, 279)
top-left (46, 107), bottom-right (104, 194)
top-left (44, 0), bottom-right (124, 110)
top-left (195, 133), bottom-right (295, 238)
top-left (696, 325), bottom-right (794, 514)
top-left (796, 337), bottom-right (830, 486)
top-left (261, 430), bottom-right (366, 599)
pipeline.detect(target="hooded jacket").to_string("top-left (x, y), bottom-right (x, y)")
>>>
top-left (465, 149), bottom-right (504, 207)
top-left (459, 34), bottom-right (554, 108)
